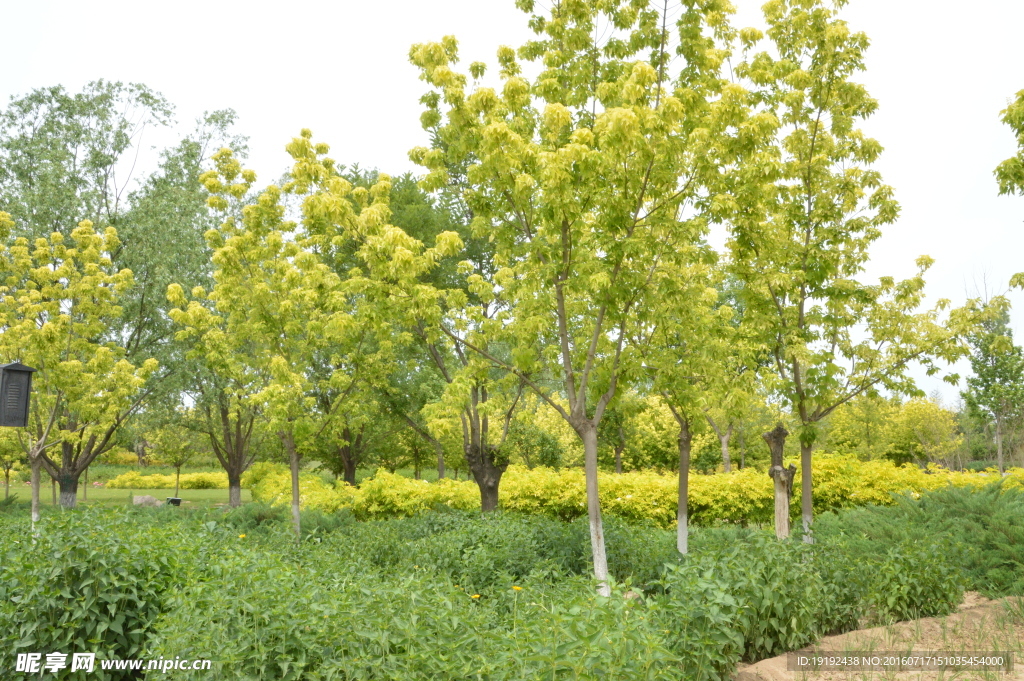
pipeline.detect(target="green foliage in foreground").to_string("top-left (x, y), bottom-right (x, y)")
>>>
top-left (6, 485), bottom-right (1022, 680)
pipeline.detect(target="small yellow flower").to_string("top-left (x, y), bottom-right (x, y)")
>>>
top-left (239, 534), bottom-right (246, 539)
top-left (512, 586), bottom-right (522, 591)
top-left (471, 594), bottom-right (481, 599)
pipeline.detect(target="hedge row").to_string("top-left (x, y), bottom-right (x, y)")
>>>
top-left (105, 471), bottom-right (229, 490)
top-left (246, 458), bottom-right (1023, 527)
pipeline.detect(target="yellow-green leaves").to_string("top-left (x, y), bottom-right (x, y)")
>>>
top-left (0, 221), bottom-right (157, 454)
top-left (996, 90), bottom-right (1024, 196)
top-left (409, 0), bottom-right (749, 588)
top-left (725, 0), bottom-right (967, 428)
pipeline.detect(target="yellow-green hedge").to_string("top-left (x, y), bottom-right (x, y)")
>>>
top-left (245, 457), bottom-right (1022, 527)
top-left (246, 465), bottom-right (477, 518)
top-left (105, 471), bottom-right (229, 490)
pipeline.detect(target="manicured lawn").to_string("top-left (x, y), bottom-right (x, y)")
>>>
top-left (6, 484), bottom-right (250, 508)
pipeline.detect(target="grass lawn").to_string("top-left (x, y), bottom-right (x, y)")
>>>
top-left (5, 484), bottom-right (250, 508)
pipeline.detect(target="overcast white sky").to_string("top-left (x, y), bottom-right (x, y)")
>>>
top-left (3, 0), bottom-right (1023, 402)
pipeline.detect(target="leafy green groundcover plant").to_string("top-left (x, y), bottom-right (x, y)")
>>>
top-left (143, 510), bottom-right (962, 680)
top-left (0, 495), bottom-right (972, 681)
top-left (147, 554), bottom-right (680, 681)
top-left (0, 508), bottom-right (215, 681)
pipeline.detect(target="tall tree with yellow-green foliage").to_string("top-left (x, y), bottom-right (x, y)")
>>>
top-left (0, 214), bottom-right (157, 517)
top-left (170, 133), bottom-right (459, 540)
top-left (409, 0), bottom-right (750, 593)
top-left (726, 0), bottom-right (970, 541)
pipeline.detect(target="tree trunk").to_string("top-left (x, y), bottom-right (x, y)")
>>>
top-left (207, 402), bottom-right (256, 510)
top-left (30, 455), bottom-right (41, 525)
top-left (58, 473), bottom-right (78, 509)
top-left (280, 431), bottom-right (301, 543)
top-left (705, 414), bottom-right (732, 473)
top-left (764, 425), bottom-right (794, 540)
top-left (227, 470), bottom-right (242, 507)
top-left (739, 430), bottom-right (746, 469)
top-left (676, 419), bottom-right (692, 554)
top-left (467, 442), bottom-right (504, 512)
top-left (800, 439), bottom-right (814, 544)
top-left (720, 424), bottom-right (733, 473)
top-left (479, 477), bottom-right (499, 512)
top-left (435, 440), bottom-right (446, 480)
top-left (83, 467), bottom-right (87, 502)
top-left (174, 467), bottom-right (181, 498)
top-left (996, 416), bottom-right (1005, 475)
top-left (614, 424), bottom-right (625, 474)
top-left (339, 446), bottom-right (357, 486)
top-left (581, 425), bottom-right (610, 597)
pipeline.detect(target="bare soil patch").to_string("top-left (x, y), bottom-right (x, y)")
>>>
top-left (736, 593), bottom-right (1024, 681)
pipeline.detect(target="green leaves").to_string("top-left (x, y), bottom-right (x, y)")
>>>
top-left (995, 89), bottom-right (1024, 196)
top-left (0, 81), bottom-right (173, 241)
top-left (0, 220), bottom-right (157, 489)
top-left (727, 0), bottom-right (967, 427)
top-left (0, 509), bottom-right (202, 680)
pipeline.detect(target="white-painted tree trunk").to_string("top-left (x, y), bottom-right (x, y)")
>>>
top-left (677, 421), bottom-right (692, 554)
top-left (582, 426), bottom-right (610, 596)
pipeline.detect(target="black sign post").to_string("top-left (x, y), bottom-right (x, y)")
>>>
top-left (0, 362), bottom-right (36, 427)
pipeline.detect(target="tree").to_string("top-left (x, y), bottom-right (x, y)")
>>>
top-left (0, 85), bottom-right (252, 491)
top-left (172, 135), bottom-right (457, 539)
top-left (410, 0), bottom-right (744, 594)
top-left (376, 359), bottom-right (450, 481)
top-left (726, 0), bottom-right (967, 541)
top-left (636, 257), bottom-right (756, 551)
top-left (0, 215), bottom-right (157, 517)
top-left (888, 396), bottom-right (962, 466)
top-left (821, 392), bottom-right (896, 460)
top-left (148, 422), bottom-right (206, 497)
top-left (700, 329), bottom-right (760, 473)
top-left (961, 300), bottom-right (1024, 473)
top-left (0, 81), bottom-right (173, 240)
top-left (313, 167), bottom-right (471, 488)
top-left (113, 111), bottom-right (245, 374)
top-left (996, 90), bottom-right (1024, 196)
top-left (507, 416), bottom-right (563, 469)
top-left (189, 368), bottom-right (263, 507)
top-left (317, 391), bottom-right (405, 485)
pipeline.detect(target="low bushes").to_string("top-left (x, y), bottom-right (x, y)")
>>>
top-left (0, 509), bottom-right (214, 680)
top-left (815, 482), bottom-right (1024, 598)
top-left (105, 470), bottom-right (228, 489)
top-left (139, 509), bottom-right (962, 681)
top-left (0, 484), bottom-right (994, 681)
top-left (148, 560), bottom-right (681, 681)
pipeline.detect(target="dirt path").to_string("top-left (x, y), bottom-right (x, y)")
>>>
top-left (736, 593), bottom-right (1024, 681)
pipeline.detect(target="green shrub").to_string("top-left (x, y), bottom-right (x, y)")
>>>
top-left (866, 541), bottom-right (962, 622)
top-left (106, 470), bottom-right (230, 489)
top-left (653, 561), bottom-right (748, 681)
top-left (147, 547), bottom-right (685, 680)
top-left (0, 509), bottom-right (206, 680)
top-left (815, 482), bottom-right (1023, 598)
top-left (179, 472), bottom-right (227, 489)
top-left (0, 485), bottom-right (1000, 680)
